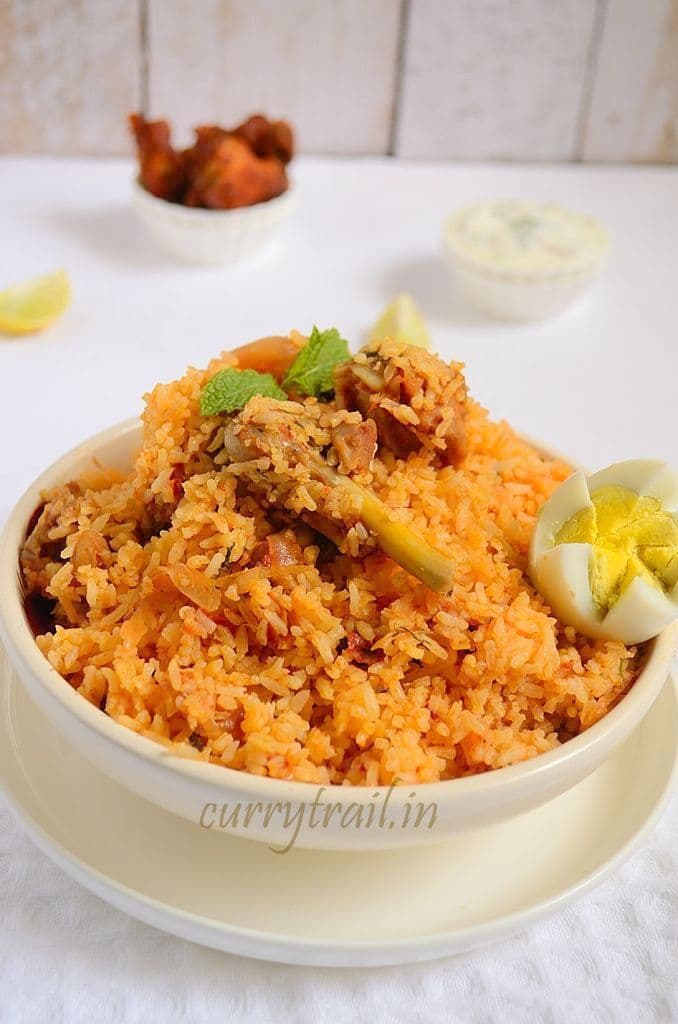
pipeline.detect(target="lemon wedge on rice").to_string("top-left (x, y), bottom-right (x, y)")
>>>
top-left (369, 293), bottom-right (431, 349)
top-left (0, 269), bottom-right (71, 335)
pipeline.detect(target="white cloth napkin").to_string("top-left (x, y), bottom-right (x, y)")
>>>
top-left (1, 790), bottom-right (676, 1023)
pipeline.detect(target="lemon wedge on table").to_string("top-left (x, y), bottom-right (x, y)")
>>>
top-left (0, 269), bottom-right (71, 335)
top-left (369, 293), bottom-right (431, 349)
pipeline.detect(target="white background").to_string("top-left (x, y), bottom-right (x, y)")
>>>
top-left (0, 156), bottom-right (677, 1022)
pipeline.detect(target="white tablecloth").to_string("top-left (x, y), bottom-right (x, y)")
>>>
top-left (1, 156), bottom-right (676, 1022)
top-left (2, 800), bottom-right (676, 1023)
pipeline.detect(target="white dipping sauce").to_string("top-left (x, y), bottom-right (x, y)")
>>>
top-left (445, 200), bottom-right (609, 275)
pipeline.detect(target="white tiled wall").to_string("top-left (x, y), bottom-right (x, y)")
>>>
top-left (147, 0), bottom-right (401, 154)
top-left (0, 0), bottom-right (141, 155)
top-left (583, 0), bottom-right (678, 162)
top-left (396, 0), bottom-right (598, 160)
top-left (1, 0), bottom-right (677, 162)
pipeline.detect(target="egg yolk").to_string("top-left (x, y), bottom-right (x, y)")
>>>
top-left (555, 485), bottom-right (678, 612)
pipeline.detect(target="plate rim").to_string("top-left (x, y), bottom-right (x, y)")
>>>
top-left (1, 653), bottom-right (676, 968)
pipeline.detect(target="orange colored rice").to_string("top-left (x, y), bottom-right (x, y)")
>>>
top-left (24, 348), bottom-right (638, 785)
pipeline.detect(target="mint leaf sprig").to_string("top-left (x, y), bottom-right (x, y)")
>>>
top-left (199, 327), bottom-right (351, 416)
top-left (282, 326), bottom-right (350, 398)
top-left (200, 368), bottom-right (286, 417)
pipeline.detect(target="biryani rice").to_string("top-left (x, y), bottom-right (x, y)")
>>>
top-left (21, 345), bottom-right (639, 786)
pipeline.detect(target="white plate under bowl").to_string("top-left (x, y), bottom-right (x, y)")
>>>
top-left (1, 647), bottom-right (676, 968)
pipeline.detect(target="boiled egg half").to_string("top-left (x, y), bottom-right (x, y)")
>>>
top-left (529, 460), bottom-right (678, 644)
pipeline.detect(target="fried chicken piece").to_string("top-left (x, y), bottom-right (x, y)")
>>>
top-left (130, 112), bottom-right (292, 209)
top-left (217, 397), bottom-right (454, 593)
top-left (334, 340), bottom-right (468, 467)
top-left (233, 115), bottom-right (294, 164)
top-left (180, 124), bottom-right (225, 181)
top-left (129, 114), bottom-right (185, 201)
top-left (183, 128), bottom-right (288, 209)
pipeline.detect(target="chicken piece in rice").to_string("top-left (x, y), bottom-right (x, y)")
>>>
top-left (218, 395), bottom-right (454, 591)
top-left (218, 396), bottom-right (376, 554)
top-left (334, 339), bottom-right (468, 466)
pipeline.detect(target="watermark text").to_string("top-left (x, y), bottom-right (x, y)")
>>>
top-left (199, 781), bottom-right (438, 852)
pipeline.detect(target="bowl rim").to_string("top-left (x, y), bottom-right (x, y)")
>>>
top-left (1, 416), bottom-right (676, 807)
top-left (131, 178), bottom-right (294, 221)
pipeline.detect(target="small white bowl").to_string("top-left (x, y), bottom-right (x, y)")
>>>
top-left (1, 420), bottom-right (675, 851)
top-left (444, 253), bottom-right (606, 322)
top-left (131, 180), bottom-right (294, 265)
top-left (443, 201), bottom-right (609, 322)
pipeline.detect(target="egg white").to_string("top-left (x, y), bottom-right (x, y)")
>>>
top-left (528, 470), bottom-right (591, 569)
top-left (529, 459), bottom-right (678, 643)
top-left (587, 459), bottom-right (678, 513)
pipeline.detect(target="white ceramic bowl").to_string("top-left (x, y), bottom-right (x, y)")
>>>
top-left (1, 419), bottom-right (676, 851)
top-left (131, 180), bottom-right (294, 265)
top-left (443, 202), bottom-right (609, 322)
top-left (444, 249), bottom-right (606, 322)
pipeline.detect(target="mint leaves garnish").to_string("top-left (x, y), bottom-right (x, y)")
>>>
top-left (199, 328), bottom-right (350, 416)
top-left (282, 326), bottom-right (350, 398)
top-left (199, 368), bottom-right (286, 416)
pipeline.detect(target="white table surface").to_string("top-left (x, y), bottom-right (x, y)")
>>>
top-left (1, 156), bottom-right (677, 1023)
